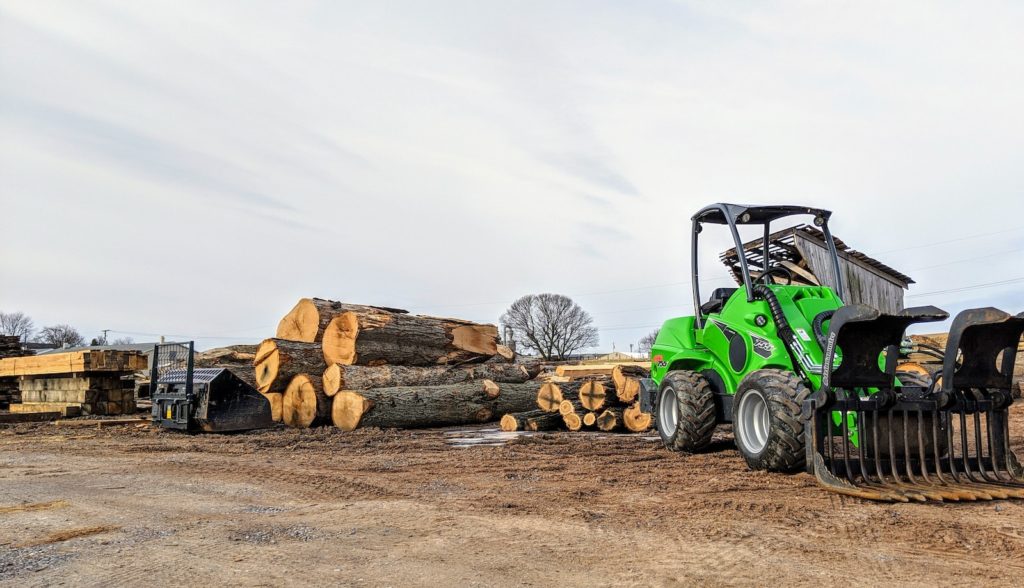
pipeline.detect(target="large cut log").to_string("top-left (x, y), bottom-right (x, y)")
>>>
top-left (321, 363), bottom-right (530, 396)
top-left (612, 365), bottom-right (650, 403)
top-left (263, 392), bottom-right (283, 423)
top-left (276, 298), bottom-right (408, 343)
top-left (577, 378), bottom-right (614, 411)
top-left (331, 380), bottom-right (540, 431)
top-left (499, 410), bottom-right (563, 432)
top-left (535, 381), bottom-right (586, 413)
top-left (321, 308), bottom-right (499, 367)
top-left (282, 374), bottom-right (330, 428)
top-left (254, 339), bottom-right (325, 394)
top-left (596, 408), bottom-right (624, 432)
top-left (623, 402), bottom-right (652, 433)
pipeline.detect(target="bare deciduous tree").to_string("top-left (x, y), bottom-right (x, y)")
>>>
top-left (0, 311), bottom-right (35, 342)
top-left (36, 324), bottom-right (86, 348)
top-left (639, 329), bottom-right (660, 354)
top-left (111, 336), bottom-right (135, 345)
top-left (500, 293), bottom-right (599, 360)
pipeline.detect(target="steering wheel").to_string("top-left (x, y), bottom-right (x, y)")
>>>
top-left (758, 265), bottom-right (793, 285)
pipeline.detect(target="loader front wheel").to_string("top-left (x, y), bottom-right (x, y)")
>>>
top-left (733, 369), bottom-right (810, 472)
top-left (657, 370), bottom-right (716, 452)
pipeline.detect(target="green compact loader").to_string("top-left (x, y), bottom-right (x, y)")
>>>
top-left (643, 203), bottom-right (1024, 502)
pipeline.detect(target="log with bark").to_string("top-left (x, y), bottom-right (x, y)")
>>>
top-left (535, 381), bottom-right (586, 413)
top-left (499, 410), bottom-right (563, 432)
top-left (276, 298), bottom-right (408, 343)
top-left (562, 412), bottom-right (583, 431)
top-left (582, 412), bottom-right (597, 427)
top-left (321, 363), bottom-right (530, 396)
top-left (282, 374), bottom-right (330, 428)
top-left (330, 380), bottom-right (541, 431)
top-left (596, 408), bottom-right (623, 432)
top-left (254, 339), bottom-right (325, 394)
top-left (321, 307), bottom-right (499, 367)
top-left (577, 378), bottom-right (614, 411)
top-left (622, 402), bottom-right (652, 433)
top-left (612, 365), bottom-right (650, 403)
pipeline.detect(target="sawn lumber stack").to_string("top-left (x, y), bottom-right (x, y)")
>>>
top-left (0, 350), bottom-right (144, 416)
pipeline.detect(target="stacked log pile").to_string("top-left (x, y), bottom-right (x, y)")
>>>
top-left (0, 350), bottom-right (145, 416)
top-left (501, 363), bottom-right (653, 434)
top-left (256, 298), bottom-right (534, 429)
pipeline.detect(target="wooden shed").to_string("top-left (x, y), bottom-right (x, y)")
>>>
top-left (719, 225), bottom-right (914, 314)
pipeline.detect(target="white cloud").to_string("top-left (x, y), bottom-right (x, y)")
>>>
top-left (1, 0), bottom-right (1022, 349)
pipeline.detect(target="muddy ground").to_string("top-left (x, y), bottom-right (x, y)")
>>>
top-left (3, 408), bottom-right (1024, 587)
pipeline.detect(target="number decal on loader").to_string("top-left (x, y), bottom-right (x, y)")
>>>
top-left (751, 335), bottom-right (774, 358)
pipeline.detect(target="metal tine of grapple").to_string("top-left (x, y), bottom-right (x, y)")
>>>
top-left (879, 408), bottom-right (929, 502)
top-left (927, 406), bottom-right (985, 501)
top-left (856, 406), bottom-right (869, 484)
top-left (839, 403), bottom-right (855, 485)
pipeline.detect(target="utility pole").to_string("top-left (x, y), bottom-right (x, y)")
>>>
top-left (101, 329), bottom-right (110, 345)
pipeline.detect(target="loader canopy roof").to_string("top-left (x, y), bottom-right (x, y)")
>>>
top-left (692, 203), bottom-right (832, 225)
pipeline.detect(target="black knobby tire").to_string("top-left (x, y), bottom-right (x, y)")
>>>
top-left (656, 370), bottom-right (716, 452)
top-left (659, 370), bottom-right (716, 454)
top-left (732, 369), bottom-right (810, 472)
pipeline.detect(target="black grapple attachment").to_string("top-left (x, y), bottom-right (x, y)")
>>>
top-left (805, 305), bottom-right (1024, 502)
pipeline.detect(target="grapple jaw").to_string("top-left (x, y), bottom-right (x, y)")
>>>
top-left (805, 305), bottom-right (1024, 502)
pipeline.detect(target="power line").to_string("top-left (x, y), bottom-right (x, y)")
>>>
top-left (904, 246), bottom-right (1024, 272)
top-left (875, 226), bottom-right (1024, 255)
top-left (906, 276), bottom-right (1024, 298)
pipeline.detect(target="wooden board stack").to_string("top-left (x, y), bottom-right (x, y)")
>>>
top-left (256, 297), bottom-right (535, 430)
top-left (0, 350), bottom-right (146, 416)
top-left (0, 336), bottom-right (29, 408)
top-left (500, 363), bottom-right (654, 434)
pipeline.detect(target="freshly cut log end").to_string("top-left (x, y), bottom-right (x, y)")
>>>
top-left (558, 399), bottom-right (576, 417)
top-left (276, 298), bottom-right (320, 342)
top-left (563, 412), bottom-right (582, 432)
top-left (578, 380), bottom-right (609, 411)
top-left (322, 364), bottom-right (342, 397)
top-left (623, 402), bottom-right (652, 433)
top-left (612, 364), bottom-right (649, 403)
top-left (596, 408), bottom-right (621, 432)
top-left (582, 412), bottom-right (596, 427)
top-left (282, 374), bottom-right (329, 428)
top-left (254, 339), bottom-right (325, 394)
top-left (322, 312), bottom-right (361, 366)
top-left (536, 383), bottom-right (564, 413)
top-left (264, 392), bottom-right (283, 422)
top-left (500, 413), bottom-right (520, 432)
top-left (482, 379), bottom-right (500, 399)
top-left (494, 344), bottom-right (515, 362)
top-left (331, 391), bottom-right (372, 432)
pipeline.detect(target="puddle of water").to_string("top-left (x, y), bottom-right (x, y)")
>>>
top-left (443, 427), bottom-right (532, 448)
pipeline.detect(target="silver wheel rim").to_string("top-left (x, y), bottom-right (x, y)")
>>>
top-left (736, 389), bottom-right (770, 454)
top-left (658, 386), bottom-right (678, 433)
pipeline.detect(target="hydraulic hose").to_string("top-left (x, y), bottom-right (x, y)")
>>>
top-left (812, 310), bottom-right (835, 351)
top-left (752, 285), bottom-right (794, 342)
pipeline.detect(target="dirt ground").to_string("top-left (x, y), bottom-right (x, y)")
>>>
top-left (3, 408), bottom-right (1024, 587)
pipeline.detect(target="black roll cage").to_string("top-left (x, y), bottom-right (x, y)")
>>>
top-left (691, 203), bottom-right (845, 327)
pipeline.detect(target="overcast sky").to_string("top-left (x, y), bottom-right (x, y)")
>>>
top-left (1, 1), bottom-right (1023, 351)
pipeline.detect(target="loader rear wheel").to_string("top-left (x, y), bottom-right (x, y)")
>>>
top-left (656, 370), bottom-right (716, 452)
top-left (733, 369), bottom-right (810, 472)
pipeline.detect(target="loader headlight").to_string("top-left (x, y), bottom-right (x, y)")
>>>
top-left (814, 215), bottom-right (825, 227)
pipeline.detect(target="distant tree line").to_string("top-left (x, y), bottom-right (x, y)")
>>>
top-left (0, 310), bottom-right (132, 349)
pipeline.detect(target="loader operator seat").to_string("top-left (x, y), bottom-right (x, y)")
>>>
top-left (700, 287), bottom-right (737, 315)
